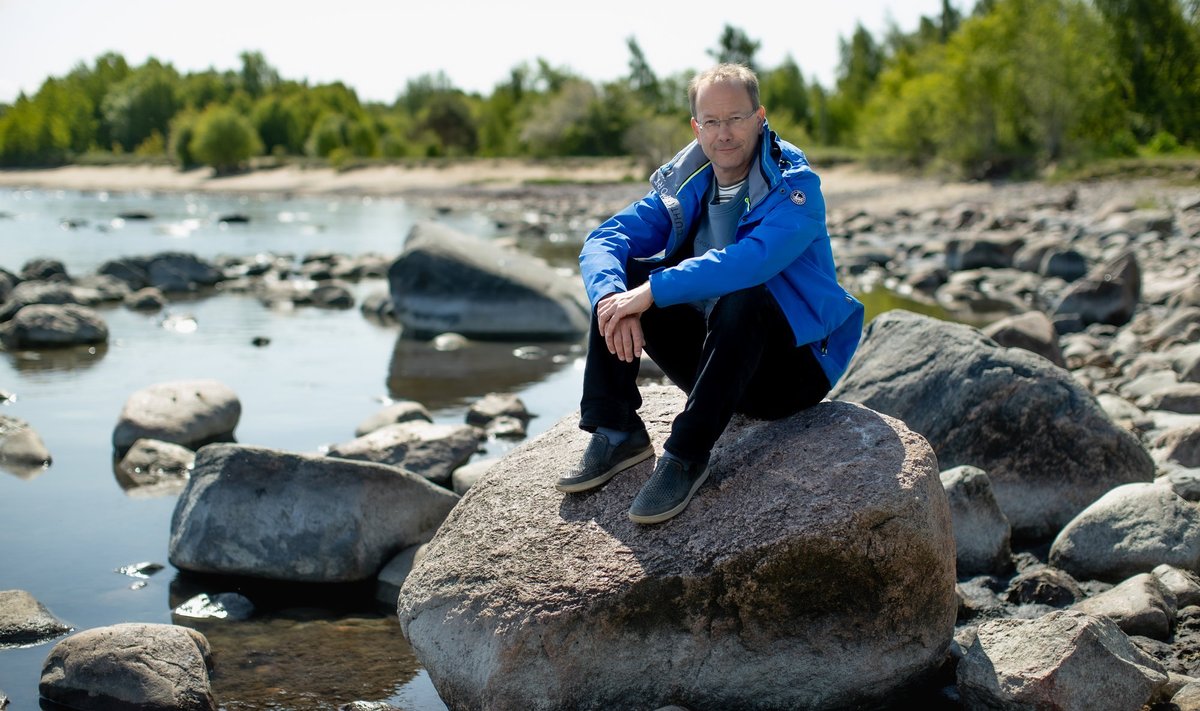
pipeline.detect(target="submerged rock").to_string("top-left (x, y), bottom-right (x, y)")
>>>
top-left (0, 589), bottom-right (71, 647)
top-left (399, 386), bottom-right (956, 710)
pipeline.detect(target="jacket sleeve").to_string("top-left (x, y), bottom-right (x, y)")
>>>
top-left (649, 171), bottom-right (828, 307)
top-left (578, 190), bottom-right (674, 309)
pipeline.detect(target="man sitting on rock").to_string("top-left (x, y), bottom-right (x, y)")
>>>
top-left (556, 63), bottom-right (864, 524)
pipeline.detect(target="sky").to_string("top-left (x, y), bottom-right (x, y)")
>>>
top-left (0, 0), bottom-right (957, 105)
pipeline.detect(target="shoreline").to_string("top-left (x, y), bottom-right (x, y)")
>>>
top-left (0, 160), bottom-right (1004, 214)
top-left (1, 160), bottom-right (1194, 226)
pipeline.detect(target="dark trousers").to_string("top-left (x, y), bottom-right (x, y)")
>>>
top-left (579, 258), bottom-right (831, 462)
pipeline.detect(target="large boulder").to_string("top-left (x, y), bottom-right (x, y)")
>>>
top-left (831, 309), bottom-right (1154, 540)
top-left (957, 610), bottom-right (1167, 710)
top-left (1049, 482), bottom-right (1200, 582)
top-left (112, 379), bottom-right (241, 454)
top-left (40, 623), bottom-right (216, 711)
top-left (387, 221), bottom-right (590, 340)
top-left (398, 386), bottom-right (957, 710)
top-left (170, 444), bottom-right (459, 582)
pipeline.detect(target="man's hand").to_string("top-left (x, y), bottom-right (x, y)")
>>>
top-left (596, 284), bottom-right (654, 363)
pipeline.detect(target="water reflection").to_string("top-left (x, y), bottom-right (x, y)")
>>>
top-left (167, 573), bottom-right (421, 710)
top-left (2, 342), bottom-right (109, 374)
top-left (387, 333), bottom-right (582, 411)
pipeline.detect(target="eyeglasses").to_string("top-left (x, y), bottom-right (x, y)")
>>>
top-left (695, 109), bottom-right (759, 133)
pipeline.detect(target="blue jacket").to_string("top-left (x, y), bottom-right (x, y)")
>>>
top-left (578, 123), bottom-right (864, 386)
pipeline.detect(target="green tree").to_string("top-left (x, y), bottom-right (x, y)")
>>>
top-left (761, 56), bottom-right (810, 132)
top-left (1093, 0), bottom-right (1200, 143)
top-left (101, 60), bottom-right (182, 151)
top-left (239, 51), bottom-right (280, 99)
top-left (707, 25), bottom-right (761, 71)
top-left (626, 37), bottom-right (663, 110)
top-left (306, 112), bottom-right (349, 158)
top-left (0, 94), bottom-right (71, 166)
top-left (416, 92), bottom-right (478, 156)
top-left (65, 52), bottom-right (131, 150)
top-left (251, 94), bottom-right (305, 155)
top-left (188, 104), bottom-right (262, 172)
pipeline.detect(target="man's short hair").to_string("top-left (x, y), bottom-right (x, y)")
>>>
top-left (688, 63), bottom-right (761, 117)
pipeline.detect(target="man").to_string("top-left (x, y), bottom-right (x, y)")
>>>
top-left (556, 63), bottom-right (864, 524)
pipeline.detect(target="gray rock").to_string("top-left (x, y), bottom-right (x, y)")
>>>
top-left (957, 577), bottom-right (1008, 621)
top-left (982, 310), bottom-right (1067, 367)
top-left (957, 610), bottom-right (1167, 710)
top-left (98, 257), bottom-right (150, 290)
top-left (20, 257), bottom-right (69, 282)
top-left (124, 287), bottom-right (166, 311)
top-left (353, 401), bottom-right (433, 437)
top-left (326, 421), bottom-right (484, 487)
top-left (1072, 573), bottom-right (1177, 640)
top-left (0, 280), bottom-right (84, 322)
top-left (1151, 424), bottom-right (1200, 467)
top-left (450, 457), bottom-right (499, 495)
top-left (1153, 564), bottom-right (1200, 608)
top-left (399, 388), bottom-right (956, 710)
top-left (0, 303), bottom-right (108, 348)
top-left (387, 221), bottom-right (590, 340)
top-left (940, 465), bottom-right (1012, 575)
top-left (944, 236), bottom-right (1023, 271)
top-left (375, 543), bottom-right (429, 608)
top-left (1160, 465), bottom-right (1200, 501)
top-left (1053, 250), bottom-right (1141, 330)
top-left (1006, 565), bottom-right (1083, 607)
top-left (114, 438), bottom-right (195, 494)
top-left (1050, 482), bottom-right (1200, 582)
top-left (1173, 342), bottom-right (1200, 382)
top-left (39, 622), bottom-right (216, 711)
top-left (465, 392), bottom-right (531, 427)
top-left (309, 281), bottom-right (354, 309)
top-left (1177, 681), bottom-right (1200, 710)
top-left (1096, 393), bottom-right (1154, 434)
top-left (0, 589), bottom-right (71, 647)
top-left (0, 414), bottom-right (52, 479)
top-left (170, 444), bottom-right (458, 582)
top-left (831, 309), bottom-right (1154, 539)
top-left (146, 252), bottom-right (224, 293)
top-left (1138, 382), bottom-right (1200, 414)
top-left (112, 379), bottom-right (241, 454)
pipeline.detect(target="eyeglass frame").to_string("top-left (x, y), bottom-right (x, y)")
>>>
top-left (693, 107), bottom-right (761, 133)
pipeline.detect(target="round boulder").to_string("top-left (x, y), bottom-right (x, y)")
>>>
top-left (399, 386), bottom-right (956, 710)
top-left (112, 379), bottom-right (241, 454)
top-left (39, 622), bottom-right (216, 711)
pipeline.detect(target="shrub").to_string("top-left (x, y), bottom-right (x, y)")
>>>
top-left (188, 104), bottom-right (262, 173)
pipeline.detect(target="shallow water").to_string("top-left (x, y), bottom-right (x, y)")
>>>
top-left (0, 188), bottom-right (586, 709)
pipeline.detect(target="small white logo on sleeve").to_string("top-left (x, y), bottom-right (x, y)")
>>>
top-left (790, 190), bottom-right (806, 205)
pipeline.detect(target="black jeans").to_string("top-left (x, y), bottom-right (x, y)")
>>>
top-left (579, 258), bottom-right (831, 462)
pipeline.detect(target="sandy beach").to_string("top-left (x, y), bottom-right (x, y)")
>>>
top-left (0, 159), bottom-right (1005, 215)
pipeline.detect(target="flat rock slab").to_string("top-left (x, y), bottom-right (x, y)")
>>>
top-left (0, 589), bottom-right (70, 647)
top-left (399, 386), bottom-right (957, 710)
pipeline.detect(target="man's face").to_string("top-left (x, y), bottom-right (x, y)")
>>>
top-left (691, 81), bottom-right (764, 186)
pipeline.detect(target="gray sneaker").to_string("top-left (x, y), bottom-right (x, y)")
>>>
top-left (555, 428), bottom-right (653, 493)
top-left (627, 453), bottom-right (710, 524)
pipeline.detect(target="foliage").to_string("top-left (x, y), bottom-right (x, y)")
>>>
top-left (188, 104), bottom-right (262, 172)
top-left (2, 10), bottom-right (1199, 175)
top-left (101, 60), bottom-right (182, 152)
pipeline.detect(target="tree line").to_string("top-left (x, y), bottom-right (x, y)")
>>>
top-left (0, 0), bottom-right (1196, 178)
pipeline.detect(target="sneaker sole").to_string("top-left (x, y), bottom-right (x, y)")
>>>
top-left (554, 445), bottom-right (654, 493)
top-left (627, 466), bottom-right (711, 524)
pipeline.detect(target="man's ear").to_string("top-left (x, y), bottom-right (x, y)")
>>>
top-left (691, 117), bottom-right (701, 140)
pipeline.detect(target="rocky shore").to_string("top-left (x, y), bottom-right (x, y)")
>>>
top-left (2, 161), bottom-right (1199, 709)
